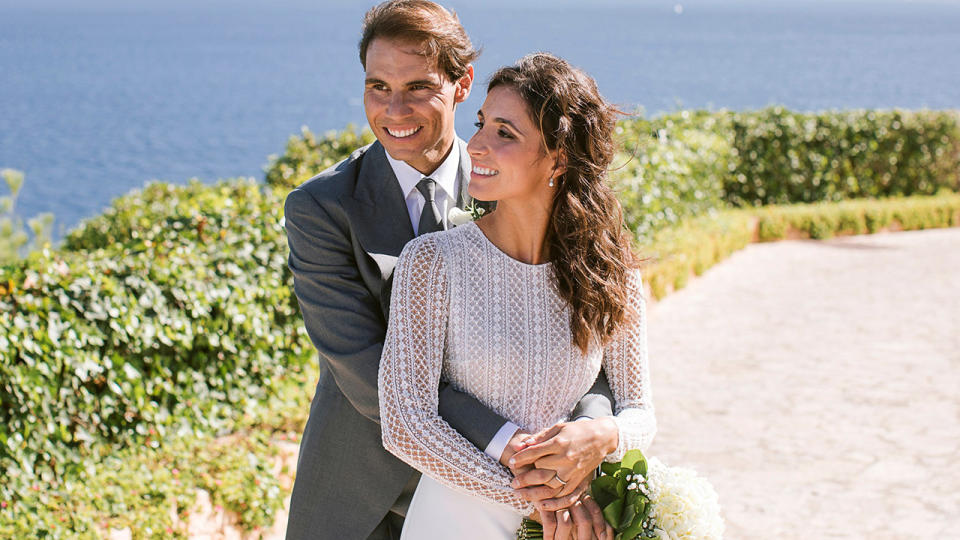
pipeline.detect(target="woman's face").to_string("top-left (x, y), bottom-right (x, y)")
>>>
top-left (466, 85), bottom-right (560, 204)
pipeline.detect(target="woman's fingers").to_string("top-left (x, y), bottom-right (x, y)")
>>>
top-left (516, 483), bottom-right (562, 503)
top-left (537, 475), bottom-right (591, 510)
top-left (511, 467), bottom-right (559, 489)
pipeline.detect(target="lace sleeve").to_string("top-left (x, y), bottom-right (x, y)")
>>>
top-left (602, 269), bottom-right (657, 461)
top-left (378, 235), bottom-right (534, 514)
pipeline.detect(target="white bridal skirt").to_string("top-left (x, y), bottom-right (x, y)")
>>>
top-left (400, 475), bottom-right (521, 540)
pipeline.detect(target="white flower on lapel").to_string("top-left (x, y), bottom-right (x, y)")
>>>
top-left (447, 207), bottom-right (474, 227)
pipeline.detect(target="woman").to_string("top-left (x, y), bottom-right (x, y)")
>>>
top-left (378, 53), bottom-right (656, 539)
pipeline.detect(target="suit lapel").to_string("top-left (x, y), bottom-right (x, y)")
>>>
top-left (339, 141), bottom-right (414, 282)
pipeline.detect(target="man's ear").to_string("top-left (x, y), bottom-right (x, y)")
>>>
top-left (454, 64), bottom-right (474, 104)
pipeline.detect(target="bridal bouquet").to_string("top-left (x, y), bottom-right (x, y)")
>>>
top-left (516, 450), bottom-right (724, 540)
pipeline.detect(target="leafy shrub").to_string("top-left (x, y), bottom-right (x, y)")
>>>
top-left (264, 124), bottom-right (375, 190)
top-left (613, 112), bottom-right (732, 243)
top-left (725, 108), bottom-right (960, 206)
top-left (0, 179), bottom-right (314, 491)
top-left (0, 428), bottom-right (291, 539)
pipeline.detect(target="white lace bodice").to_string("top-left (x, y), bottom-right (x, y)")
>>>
top-left (378, 222), bottom-right (656, 515)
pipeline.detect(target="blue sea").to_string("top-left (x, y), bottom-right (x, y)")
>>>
top-left (2, 0), bottom-right (959, 234)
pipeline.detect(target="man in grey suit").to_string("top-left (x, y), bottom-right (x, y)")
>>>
top-left (283, 2), bottom-right (621, 539)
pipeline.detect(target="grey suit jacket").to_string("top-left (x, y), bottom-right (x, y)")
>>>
top-left (283, 140), bottom-right (613, 540)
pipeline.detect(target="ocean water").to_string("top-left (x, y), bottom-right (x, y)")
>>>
top-left (2, 0), bottom-right (959, 234)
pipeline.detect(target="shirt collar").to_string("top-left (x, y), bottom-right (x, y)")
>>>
top-left (386, 140), bottom-right (461, 202)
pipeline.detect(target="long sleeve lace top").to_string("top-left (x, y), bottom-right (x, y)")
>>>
top-left (378, 222), bottom-right (656, 515)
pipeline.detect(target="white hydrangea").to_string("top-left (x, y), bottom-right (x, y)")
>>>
top-left (645, 457), bottom-right (725, 540)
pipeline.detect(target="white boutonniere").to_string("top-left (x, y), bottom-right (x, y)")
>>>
top-left (447, 201), bottom-right (486, 227)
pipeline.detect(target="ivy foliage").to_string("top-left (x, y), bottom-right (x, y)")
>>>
top-left (1, 180), bottom-right (313, 512)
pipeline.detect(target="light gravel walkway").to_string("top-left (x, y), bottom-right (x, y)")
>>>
top-left (645, 228), bottom-right (960, 539)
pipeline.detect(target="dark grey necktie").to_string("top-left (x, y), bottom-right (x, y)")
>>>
top-left (415, 178), bottom-right (443, 235)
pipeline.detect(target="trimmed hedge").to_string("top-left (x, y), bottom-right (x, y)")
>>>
top-left (725, 108), bottom-right (960, 206)
top-left (640, 192), bottom-right (960, 300)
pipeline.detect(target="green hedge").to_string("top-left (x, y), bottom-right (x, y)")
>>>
top-left (0, 180), bottom-right (313, 496)
top-left (725, 108), bottom-right (960, 206)
top-left (263, 109), bottom-right (960, 242)
top-left (0, 428), bottom-right (292, 539)
top-left (640, 192), bottom-right (960, 300)
top-left (612, 111), bottom-right (732, 242)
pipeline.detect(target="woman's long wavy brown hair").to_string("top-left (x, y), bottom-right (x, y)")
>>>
top-left (488, 53), bottom-right (638, 353)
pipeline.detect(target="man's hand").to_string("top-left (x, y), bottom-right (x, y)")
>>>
top-left (510, 418), bottom-right (619, 499)
top-left (499, 428), bottom-right (531, 467)
top-left (537, 494), bottom-right (613, 540)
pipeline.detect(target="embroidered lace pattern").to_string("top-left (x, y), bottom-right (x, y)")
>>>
top-left (379, 222), bottom-right (656, 515)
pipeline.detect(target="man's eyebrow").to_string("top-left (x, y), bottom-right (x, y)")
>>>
top-left (364, 77), bottom-right (386, 86)
top-left (405, 79), bottom-right (437, 87)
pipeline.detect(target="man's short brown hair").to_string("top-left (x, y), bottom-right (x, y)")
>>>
top-left (359, 0), bottom-right (480, 82)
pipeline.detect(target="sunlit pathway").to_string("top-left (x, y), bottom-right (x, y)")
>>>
top-left (645, 228), bottom-right (960, 539)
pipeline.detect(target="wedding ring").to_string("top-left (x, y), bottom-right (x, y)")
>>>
top-left (553, 473), bottom-right (568, 487)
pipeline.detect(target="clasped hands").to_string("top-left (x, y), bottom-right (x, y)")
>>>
top-left (500, 417), bottom-right (619, 540)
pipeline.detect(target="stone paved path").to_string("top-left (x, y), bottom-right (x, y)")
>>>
top-left (645, 228), bottom-right (960, 539)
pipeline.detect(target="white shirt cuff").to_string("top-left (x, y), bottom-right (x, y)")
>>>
top-left (483, 421), bottom-right (521, 461)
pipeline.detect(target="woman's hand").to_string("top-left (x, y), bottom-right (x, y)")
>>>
top-left (509, 418), bottom-right (619, 502)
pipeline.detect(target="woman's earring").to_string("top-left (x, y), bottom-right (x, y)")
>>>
top-left (548, 176), bottom-right (555, 187)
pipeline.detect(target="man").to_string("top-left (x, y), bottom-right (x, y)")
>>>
top-left (283, 2), bottom-right (619, 539)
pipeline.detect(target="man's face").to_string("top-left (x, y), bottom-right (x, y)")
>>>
top-left (363, 37), bottom-right (473, 175)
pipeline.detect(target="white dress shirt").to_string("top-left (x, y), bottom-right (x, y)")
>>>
top-left (385, 142), bottom-right (520, 461)
top-left (385, 142), bottom-right (460, 235)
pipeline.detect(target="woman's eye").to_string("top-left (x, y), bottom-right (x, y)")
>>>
top-left (498, 129), bottom-right (513, 139)
top-left (473, 121), bottom-right (483, 128)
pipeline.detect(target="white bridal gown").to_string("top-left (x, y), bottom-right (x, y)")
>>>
top-left (378, 222), bottom-right (656, 539)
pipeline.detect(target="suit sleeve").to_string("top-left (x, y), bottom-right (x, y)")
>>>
top-left (284, 187), bottom-right (510, 447)
top-left (569, 369), bottom-right (615, 421)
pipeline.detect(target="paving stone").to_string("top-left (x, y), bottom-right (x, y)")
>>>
top-left (646, 228), bottom-right (960, 539)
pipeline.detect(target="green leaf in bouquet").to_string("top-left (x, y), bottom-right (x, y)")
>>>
top-left (591, 475), bottom-right (620, 507)
top-left (618, 501), bottom-right (637, 530)
top-left (616, 472), bottom-right (627, 497)
top-left (620, 449), bottom-right (644, 471)
top-left (619, 520), bottom-right (647, 540)
top-left (633, 455), bottom-right (648, 477)
top-left (602, 499), bottom-right (624, 530)
top-left (601, 461), bottom-right (620, 476)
